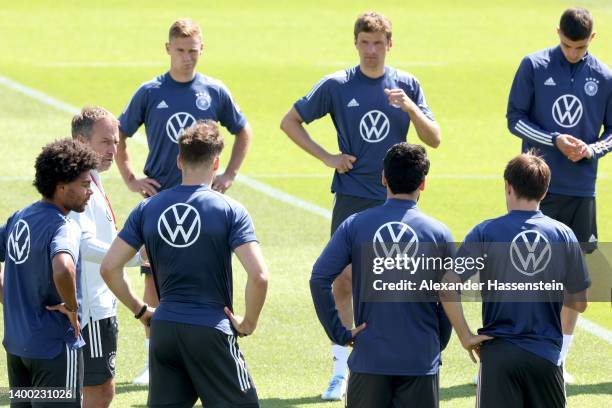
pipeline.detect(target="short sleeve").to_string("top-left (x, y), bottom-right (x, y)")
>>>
top-left (563, 232), bottom-right (591, 294)
top-left (405, 79), bottom-right (434, 121)
top-left (455, 226), bottom-right (483, 281)
top-left (118, 202), bottom-right (145, 250)
top-left (228, 204), bottom-right (257, 250)
top-left (50, 220), bottom-right (81, 265)
top-left (294, 77), bottom-right (334, 124)
top-left (218, 85), bottom-right (247, 135)
top-left (118, 85), bottom-right (148, 137)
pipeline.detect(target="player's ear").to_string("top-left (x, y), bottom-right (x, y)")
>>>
top-left (381, 170), bottom-right (387, 187)
top-left (387, 37), bottom-right (393, 50)
top-left (418, 177), bottom-right (426, 192)
top-left (165, 42), bottom-right (171, 55)
top-left (213, 157), bottom-right (220, 171)
top-left (176, 155), bottom-right (183, 171)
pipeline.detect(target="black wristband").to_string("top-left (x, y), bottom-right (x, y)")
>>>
top-left (134, 304), bottom-right (148, 319)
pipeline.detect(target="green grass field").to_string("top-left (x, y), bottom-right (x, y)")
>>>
top-left (0, 0), bottom-right (611, 406)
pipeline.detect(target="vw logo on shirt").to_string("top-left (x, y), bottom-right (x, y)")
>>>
top-left (509, 230), bottom-right (551, 276)
top-left (551, 94), bottom-right (583, 128)
top-left (8, 219), bottom-right (30, 264)
top-left (372, 221), bottom-right (419, 259)
top-left (157, 203), bottom-right (201, 248)
top-left (165, 112), bottom-right (197, 143)
top-left (360, 110), bottom-right (390, 143)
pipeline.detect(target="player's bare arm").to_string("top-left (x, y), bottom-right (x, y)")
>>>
top-left (47, 252), bottom-right (81, 336)
top-left (280, 107), bottom-right (356, 173)
top-left (116, 130), bottom-right (161, 197)
top-left (439, 272), bottom-right (492, 363)
top-left (213, 123), bottom-right (252, 193)
top-left (224, 241), bottom-right (269, 336)
top-left (100, 238), bottom-right (154, 327)
top-left (384, 88), bottom-right (441, 148)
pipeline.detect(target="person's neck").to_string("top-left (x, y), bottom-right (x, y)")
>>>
top-left (387, 191), bottom-right (419, 202)
top-left (507, 199), bottom-right (540, 212)
top-left (181, 168), bottom-right (215, 186)
top-left (42, 197), bottom-right (69, 215)
top-left (169, 69), bottom-right (197, 83)
top-left (359, 64), bottom-right (385, 79)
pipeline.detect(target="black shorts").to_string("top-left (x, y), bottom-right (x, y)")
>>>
top-left (346, 371), bottom-right (439, 408)
top-left (477, 339), bottom-right (565, 408)
top-left (331, 193), bottom-right (385, 235)
top-left (7, 346), bottom-right (83, 408)
top-left (82, 316), bottom-right (118, 386)
top-left (149, 320), bottom-right (259, 408)
top-left (541, 193), bottom-right (597, 253)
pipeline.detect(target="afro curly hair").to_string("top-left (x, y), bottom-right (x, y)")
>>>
top-left (34, 138), bottom-right (99, 199)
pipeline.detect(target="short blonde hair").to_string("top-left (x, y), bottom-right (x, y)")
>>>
top-left (354, 12), bottom-right (392, 41)
top-left (169, 18), bottom-right (202, 41)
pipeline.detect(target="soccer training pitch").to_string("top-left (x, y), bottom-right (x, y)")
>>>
top-left (0, 0), bottom-right (610, 406)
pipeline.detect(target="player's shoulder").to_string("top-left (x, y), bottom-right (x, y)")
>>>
top-left (537, 214), bottom-right (578, 242)
top-left (387, 66), bottom-right (419, 86)
top-left (135, 74), bottom-right (165, 92)
top-left (413, 210), bottom-right (452, 238)
top-left (316, 68), bottom-right (353, 88)
top-left (522, 46), bottom-right (557, 69)
top-left (586, 54), bottom-right (612, 80)
top-left (196, 73), bottom-right (231, 92)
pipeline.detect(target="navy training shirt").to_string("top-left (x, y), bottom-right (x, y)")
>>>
top-left (295, 66), bottom-right (435, 201)
top-left (119, 72), bottom-right (247, 190)
top-left (0, 201), bottom-right (85, 359)
top-left (310, 199), bottom-right (453, 376)
top-left (507, 46), bottom-right (612, 197)
top-left (457, 210), bottom-right (591, 365)
top-left (118, 184), bottom-right (257, 334)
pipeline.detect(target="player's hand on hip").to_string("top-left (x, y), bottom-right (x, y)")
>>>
top-left (224, 307), bottom-right (256, 337)
top-left (324, 153), bottom-right (357, 174)
top-left (347, 322), bottom-right (367, 347)
top-left (46, 303), bottom-right (81, 338)
top-left (212, 172), bottom-right (235, 194)
top-left (127, 177), bottom-right (161, 198)
top-left (460, 333), bottom-right (493, 363)
top-left (139, 306), bottom-right (155, 327)
top-left (384, 88), bottom-right (416, 112)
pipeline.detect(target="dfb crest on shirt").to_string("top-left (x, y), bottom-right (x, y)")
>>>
top-left (8, 219), bottom-right (30, 264)
top-left (551, 94), bottom-right (582, 128)
top-left (195, 92), bottom-right (212, 111)
top-left (372, 221), bottom-right (419, 258)
top-left (584, 77), bottom-right (599, 96)
top-left (509, 230), bottom-right (551, 276)
top-left (360, 110), bottom-right (390, 143)
top-left (165, 112), bottom-right (196, 143)
top-left (157, 203), bottom-right (201, 248)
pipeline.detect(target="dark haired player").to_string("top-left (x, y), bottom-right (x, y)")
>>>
top-left (506, 7), bottom-right (611, 382)
top-left (0, 139), bottom-right (99, 406)
top-left (311, 143), bottom-right (453, 408)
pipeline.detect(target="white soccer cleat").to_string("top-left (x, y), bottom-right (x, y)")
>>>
top-left (563, 369), bottom-right (575, 385)
top-left (321, 374), bottom-right (347, 401)
top-left (132, 365), bottom-right (149, 385)
top-left (471, 373), bottom-right (479, 386)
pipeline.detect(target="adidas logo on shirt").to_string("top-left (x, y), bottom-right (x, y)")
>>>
top-left (347, 98), bottom-right (360, 108)
top-left (157, 100), bottom-right (169, 109)
top-left (544, 77), bottom-right (556, 86)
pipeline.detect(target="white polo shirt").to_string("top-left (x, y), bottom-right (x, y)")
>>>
top-left (69, 170), bottom-right (141, 327)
